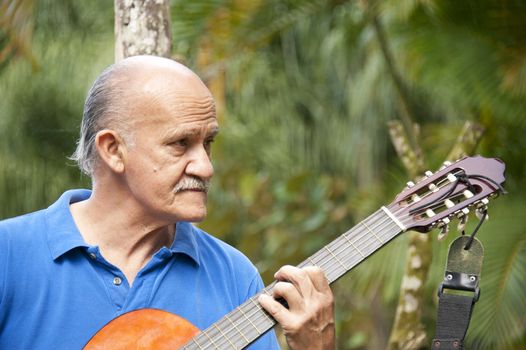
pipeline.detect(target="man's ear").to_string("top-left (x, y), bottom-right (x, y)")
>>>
top-left (94, 129), bottom-right (127, 173)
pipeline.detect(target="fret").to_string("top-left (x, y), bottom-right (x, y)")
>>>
top-left (341, 233), bottom-right (365, 258)
top-left (237, 304), bottom-right (262, 335)
top-left (190, 336), bottom-right (204, 350)
top-left (225, 314), bottom-right (250, 344)
top-left (323, 245), bottom-right (349, 271)
top-left (362, 221), bottom-right (384, 244)
top-left (248, 296), bottom-right (274, 329)
top-left (213, 323), bottom-right (238, 349)
top-left (201, 329), bottom-right (220, 349)
top-left (248, 296), bottom-right (275, 330)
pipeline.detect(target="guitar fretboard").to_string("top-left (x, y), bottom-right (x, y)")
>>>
top-left (182, 205), bottom-right (404, 349)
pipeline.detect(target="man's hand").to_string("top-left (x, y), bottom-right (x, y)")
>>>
top-left (258, 265), bottom-right (335, 350)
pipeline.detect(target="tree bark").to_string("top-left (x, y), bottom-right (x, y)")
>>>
top-left (114, 0), bottom-right (172, 61)
top-left (387, 120), bottom-right (428, 350)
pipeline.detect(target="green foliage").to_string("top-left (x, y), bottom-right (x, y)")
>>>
top-left (0, 0), bottom-right (113, 217)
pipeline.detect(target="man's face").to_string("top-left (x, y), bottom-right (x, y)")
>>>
top-left (120, 71), bottom-right (218, 224)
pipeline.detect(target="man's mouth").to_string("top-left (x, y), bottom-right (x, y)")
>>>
top-left (178, 188), bottom-right (206, 193)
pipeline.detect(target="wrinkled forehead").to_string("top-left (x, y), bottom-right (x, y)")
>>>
top-left (114, 61), bottom-right (217, 127)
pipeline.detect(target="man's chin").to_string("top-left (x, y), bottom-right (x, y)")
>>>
top-left (186, 210), bottom-right (207, 223)
top-left (170, 191), bottom-right (208, 222)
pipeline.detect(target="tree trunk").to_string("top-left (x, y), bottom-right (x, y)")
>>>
top-left (387, 120), bottom-right (429, 350)
top-left (114, 0), bottom-right (172, 61)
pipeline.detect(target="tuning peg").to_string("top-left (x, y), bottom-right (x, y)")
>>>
top-left (425, 170), bottom-right (433, 177)
top-left (447, 174), bottom-right (457, 182)
top-left (407, 181), bottom-right (415, 188)
top-left (478, 198), bottom-right (489, 206)
top-left (438, 223), bottom-right (449, 241)
top-left (463, 190), bottom-right (474, 198)
top-left (476, 208), bottom-right (489, 221)
top-left (429, 183), bottom-right (439, 192)
top-left (457, 212), bottom-right (468, 232)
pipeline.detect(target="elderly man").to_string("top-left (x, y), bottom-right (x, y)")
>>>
top-left (0, 56), bottom-right (335, 349)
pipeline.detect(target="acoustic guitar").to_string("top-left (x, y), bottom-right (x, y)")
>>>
top-left (84, 155), bottom-right (505, 349)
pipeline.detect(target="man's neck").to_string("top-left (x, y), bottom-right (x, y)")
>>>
top-left (69, 188), bottom-right (176, 286)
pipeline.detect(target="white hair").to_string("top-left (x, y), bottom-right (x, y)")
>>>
top-left (70, 62), bottom-right (132, 176)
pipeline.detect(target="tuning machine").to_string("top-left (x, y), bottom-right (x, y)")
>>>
top-left (457, 208), bottom-right (469, 232)
top-left (437, 217), bottom-right (450, 240)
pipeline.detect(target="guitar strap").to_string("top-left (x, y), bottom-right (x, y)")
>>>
top-left (432, 235), bottom-right (484, 350)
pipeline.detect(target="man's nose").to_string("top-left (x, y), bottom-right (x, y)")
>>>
top-left (185, 145), bottom-right (214, 179)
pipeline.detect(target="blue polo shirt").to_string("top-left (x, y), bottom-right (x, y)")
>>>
top-left (0, 190), bottom-right (279, 349)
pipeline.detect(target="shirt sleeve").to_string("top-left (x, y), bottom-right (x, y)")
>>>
top-left (244, 273), bottom-right (281, 350)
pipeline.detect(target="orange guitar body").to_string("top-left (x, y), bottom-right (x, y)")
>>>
top-left (83, 308), bottom-right (199, 349)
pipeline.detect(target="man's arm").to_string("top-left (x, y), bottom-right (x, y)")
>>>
top-left (258, 265), bottom-right (335, 350)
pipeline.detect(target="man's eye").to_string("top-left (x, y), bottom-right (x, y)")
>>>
top-left (171, 139), bottom-right (188, 147)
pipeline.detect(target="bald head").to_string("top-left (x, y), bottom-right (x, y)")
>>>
top-left (71, 56), bottom-right (214, 176)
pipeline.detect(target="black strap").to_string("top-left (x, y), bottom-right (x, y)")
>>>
top-left (432, 236), bottom-right (484, 349)
top-left (432, 293), bottom-right (476, 349)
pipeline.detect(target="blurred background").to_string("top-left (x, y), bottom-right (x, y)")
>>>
top-left (1, 0), bottom-right (525, 349)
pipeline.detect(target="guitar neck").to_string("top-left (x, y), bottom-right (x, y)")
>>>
top-left (182, 205), bottom-right (405, 350)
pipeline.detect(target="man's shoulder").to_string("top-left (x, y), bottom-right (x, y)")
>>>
top-left (0, 209), bottom-right (47, 240)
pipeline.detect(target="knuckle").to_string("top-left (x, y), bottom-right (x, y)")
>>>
top-left (268, 304), bottom-right (282, 317)
top-left (309, 266), bottom-right (326, 278)
top-left (275, 281), bottom-right (294, 293)
top-left (295, 268), bottom-right (308, 281)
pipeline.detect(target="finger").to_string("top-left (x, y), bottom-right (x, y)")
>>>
top-left (258, 293), bottom-right (292, 325)
top-left (274, 265), bottom-right (312, 297)
top-left (302, 266), bottom-right (331, 293)
top-left (271, 281), bottom-right (304, 311)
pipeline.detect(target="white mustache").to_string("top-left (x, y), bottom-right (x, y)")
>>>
top-left (174, 177), bottom-right (210, 193)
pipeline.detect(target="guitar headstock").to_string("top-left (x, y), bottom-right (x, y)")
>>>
top-left (390, 156), bottom-right (506, 233)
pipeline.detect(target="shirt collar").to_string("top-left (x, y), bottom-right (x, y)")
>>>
top-left (45, 189), bottom-right (201, 265)
top-left (45, 189), bottom-right (91, 260)
top-left (169, 221), bottom-right (200, 266)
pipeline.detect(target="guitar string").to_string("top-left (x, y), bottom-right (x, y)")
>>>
top-left (185, 168), bottom-right (482, 349)
top-left (186, 217), bottom-right (399, 350)
top-left (184, 212), bottom-right (397, 349)
top-left (186, 211), bottom-right (400, 349)
top-left (198, 218), bottom-right (400, 350)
